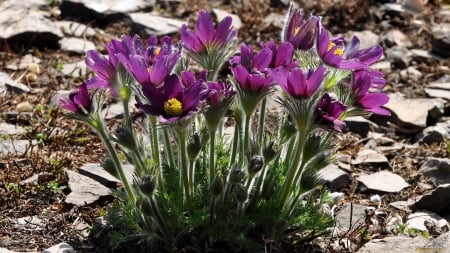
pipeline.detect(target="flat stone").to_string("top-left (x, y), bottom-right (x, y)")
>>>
top-left (59, 37), bottom-right (96, 54)
top-left (129, 12), bottom-right (184, 36)
top-left (424, 231), bottom-right (450, 251)
top-left (400, 66), bottom-right (422, 80)
top-left (416, 120), bottom-right (450, 144)
top-left (61, 60), bottom-right (88, 78)
top-left (317, 164), bottom-right (350, 191)
top-left (65, 170), bottom-right (112, 206)
top-left (13, 216), bottom-right (44, 231)
top-left (264, 13), bottom-right (285, 29)
top-left (352, 149), bottom-right (389, 165)
top-left (42, 242), bottom-right (75, 253)
top-left (380, 29), bottom-right (413, 48)
top-left (61, 0), bottom-right (155, 14)
top-left (407, 211), bottom-right (450, 233)
top-left (384, 46), bottom-right (410, 68)
top-left (49, 90), bottom-right (71, 108)
top-left (431, 23), bottom-right (450, 58)
top-left (6, 54), bottom-right (42, 71)
top-left (0, 139), bottom-right (30, 156)
top-left (357, 236), bottom-right (429, 253)
top-left (410, 184), bottom-right (450, 214)
top-left (358, 171), bottom-right (409, 193)
top-left (428, 81), bottom-right (450, 90)
top-left (347, 30), bottom-right (380, 49)
top-left (54, 21), bottom-right (96, 38)
top-left (0, 72), bottom-right (29, 96)
top-left (335, 203), bottom-right (368, 232)
top-left (390, 200), bottom-right (413, 213)
top-left (425, 88), bottom-right (450, 101)
top-left (370, 61), bottom-right (392, 72)
top-left (0, 122), bottom-right (26, 136)
top-left (345, 116), bottom-right (372, 137)
top-left (213, 8), bottom-right (242, 30)
top-left (77, 163), bottom-right (121, 188)
top-left (418, 157), bottom-right (450, 185)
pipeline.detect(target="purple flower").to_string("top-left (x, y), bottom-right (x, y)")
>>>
top-left (206, 80), bottom-right (235, 107)
top-left (282, 6), bottom-right (319, 51)
top-left (316, 25), bottom-right (383, 70)
top-left (231, 65), bottom-right (273, 93)
top-left (229, 43), bottom-right (273, 72)
top-left (315, 93), bottom-right (347, 132)
top-left (181, 10), bottom-right (236, 53)
top-left (351, 71), bottom-right (390, 116)
top-left (268, 65), bottom-right (326, 98)
top-left (261, 41), bottom-right (297, 69)
top-left (60, 83), bottom-right (92, 115)
top-left (136, 73), bottom-right (207, 123)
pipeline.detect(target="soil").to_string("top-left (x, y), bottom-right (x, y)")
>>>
top-left (0, 0), bottom-right (449, 252)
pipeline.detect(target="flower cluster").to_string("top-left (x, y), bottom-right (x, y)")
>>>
top-left (61, 7), bottom-right (390, 252)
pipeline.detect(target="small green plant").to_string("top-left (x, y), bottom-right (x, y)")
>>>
top-left (47, 180), bottom-right (67, 194)
top-left (1, 134), bottom-right (9, 141)
top-left (51, 59), bottom-right (64, 72)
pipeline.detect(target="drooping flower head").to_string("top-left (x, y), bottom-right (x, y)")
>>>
top-left (269, 65), bottom-right (326, 99)
top-left (316, 25), bottom-right (383, 70)
top-left (349, 70), bottom-right (390, 116)
top-left (60, 82), bottom-right (93, 116)
top-left (315, 93), bottom-right (347, 132)
top-left (261, 41), bottom-right (297, 70)
top-left (136, 72), bottom-right (207, 123)
top-left (282, 5), bottom-right (319, 51)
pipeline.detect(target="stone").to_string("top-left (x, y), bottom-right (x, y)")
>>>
top-left (60, 0), bottom-right (155, 15)
top-left (384, 46), bottom-right (410, 68)
top-left (6, 54), bottom-right (42, 71)
top-left (424, 231), bottom-right (450, 251)
top-left (347, 30), bottom-right (380, 49)
top-left (264, 13), bottom-right (285, 29)
top-left (0, 72), bottom-right (29, 96)
top-left (418, 157), bottom-right (450, 185)
top-left (407, 211), bottom-right (450, 233)
top-left (213, 8), bottom-right (242, 30)
top-left (65, 170), bottom-right (112, 206)
top-left (0, 139), bottom-right (30, 156)
top-left (55, 21), bottom-right (96, 38)
top-left (77, 163), bottom-right (121, 188)
top-left (352, 149), bottom-right (389, 165)
top-left (13, 216), bottom-right (44, 231)
top-left (431, 23), bottom-right (450, 58)
top-left (370, 61), bottom-right (392, 72)
top-left (0, 122), bottom-right (26, 136)
top-left (425, 88), bottom-right (450, 101)
top-left (59, 37), bottom-right (96, 54)
top-left (416, 121), bottom-right (450, 144)
top-left (61, 60), bottom-right (88, 78)
top-left (380, 29), bottom-right (413, 48)
top-left (317, 164), bottom-right (350, 191)
top-left (389, 200), bottom-right (413, 213)
top-left (49, 90), bottom-right (72, 108)
top-left (356, 236), bottom-right (429, 253)
top-left (357, 171), bottom-right (409, 193)
top-left (42, 242), bottom-right (75, 253)
top-left (400, 66), bottom-right (422, 80)
top-left (345, 116), bottom-right (373, 137)
top-left (410, 184), bottom-right (450, 214)
top-left (334, 203), bottom-right (368, 232)
top-left (129, 12), bottom-right (184, 36)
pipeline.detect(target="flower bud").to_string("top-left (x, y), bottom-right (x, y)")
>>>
top-left (139, 175), bottom-right (157, 196)
top-left (234, 184), bottom-right (247, 202)
top-left (187, 132), bottom-right (201, 162)
top-left (113, 126), bottom-right (137, 150)
top-left (228, 165), bottom-right (245, 184)
top-left (139, 197), bottom-right (153, 217)
top-left (101, 157), bottom-right (118, 179)
top-left (211, 176), bottom-right (224, 196)
top-left (248, 155), bottom-right (264, 174)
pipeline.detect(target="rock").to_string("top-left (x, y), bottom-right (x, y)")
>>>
top-left (334, 203), bottom-right (368, 232)
top-left (61, 60), bottom-right (88, 78)
top-left (49, 90), bottom-right (72, 108)
top-left (0, 122), bottom-right (26, 136)
top-left (0, 139), bottom-right (30, 156)
top-left (356, 236), bottom-right (429, 253)
top-left (5, 54), bottom-right (42, 71)
top-left (42, 242), bottom-right (75, 253)
top-left (410, 184), bottom-right (450, 214)
top-left (264, 13), bottom-right (285, 29)
top-left (77, 163), bottom-right (121, 188)
top-left (409, 49), bottom-right (438, 62)
top-left (61, 0), bottom-right (155, 15)
top-left (390, 200), bottom-right (413, 213)
top-left (317, 164), bottom-right (350, 191)
top-left (0, 0), bottom-right (62, 50)
top-left (424, 231), bottom-right (450, 251)
top-left (380, 29), bottom-right (413, 48)
top-left (352, 149), bottom-right (389, 166)
top-left (129, 12), bottom-right (184, 36)
top-left (384, 46), bottom-right (410, 68)
top-left (370, 61), bottom-right (392, 72)
top-left (213, 8), bottom-right (242, 30)
top-left (345, 116), bottom-right (373, 137)
top-left (65, 170), bottom-right (112, 206)
top-left (357, 171), bottom-right (409, 193)
top-left (400, 67), bottom-right (422, 80)
top-left (416, 120), bottom-right (450, 144)
top-left (0, 72), bottom-right (29, 95)
top-left (418, 157), bottom-right (450, 185)
top-left (431, 23), bottom-right (450, 58)
top-left (59, 37), bottom-right (96, 54)
top-left (13, 216), bottom-right (44, 231)
top-left (16, 101), bottom-right (33, 113)
top-left (407, 211), bottom-right (450, 234)
top-left (425, 82), bottom-right (450, 101)
top-left (347, 30), bottom-right (380, 49)
top-left (55, 21), bottom-right (96, 38)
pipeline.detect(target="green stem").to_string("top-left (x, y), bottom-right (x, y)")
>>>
top-left (257, 98), bottom-right (266, 147)
top-left (163, 129), bottom-right (175, 169)
top-left (149, 117), bottom-right (161, 167)
top-left (176, 129), bottom-right (192, 210)
top-left (242, 113), bottom-right (251, 161)
top-left (209, 130), bottom-right (216, 186)
top-left (149, 197), bottom-right (172, 245)
top-left (122, 100), bottom-right (132, 132)
top-left (228, 123), bottom-right (240, 169)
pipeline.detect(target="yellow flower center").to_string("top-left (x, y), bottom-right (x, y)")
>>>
top-left (294, 27), bottom-right (301, 36)
top-left (147, 67), bottom-right (152, 73)
top-left (327, 42), bottom-right (343, 56)
top-left (164, 98), bottom-right (183, 117)
top-left (154, 47), bottom-right (161, 56)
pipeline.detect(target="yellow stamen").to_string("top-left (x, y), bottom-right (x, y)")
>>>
top-left (164, 98), bottom-right (183, 117)
top-left (327, 42), bottom-right (343, 56)
top-left (154, 47), bottom-right (161, 56)
top-left (147, 67), bottom-right (152, 73)
top-left (294, 27), bottom-right (301, 36)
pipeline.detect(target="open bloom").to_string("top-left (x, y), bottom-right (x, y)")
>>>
top-left (316, 25), bottom-right (383, 70)
top-left (181, 10), bottom-right (236, 53)
top-left (136, 73), bottom-right (207, 123)
top-left (60, 83), bottom-right (93, 115)
top-left (268, 65), bottom-right (326, 98)
top-left (315, 93), bottom-right (347, 132)
top-left (232, 65), bottom-right (273, 93)
top-left (351, 70), bottom-right (390, 115)
top-left (282, 6), bottom-right (319, 51)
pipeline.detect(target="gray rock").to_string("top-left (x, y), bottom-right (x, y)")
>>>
top-left (77, 163), bottom-right (121, 188)
top-left (129, 12), bottom-right (184, 36)
top-left (380, 29), bottom-right (413, 48)
top-left (61, 60), bottom-right (88, 78)
top-left (431, 23), bottom-right (450, 58)
top-left (59, 37), bottom-right (96, 54)
top-left (357, 171), bottom-right (409, 193)
top-left (384, 46), bottom-right (410, 68)
top-left (317, 164), bottom-right (350, 191)
top-left (0, 72), bottom-right (29, 95)
top-left (0, 139), bottom-right (30, 156)
top-left (345, 116), bottom-right (373, 137)
top-left (0, 0), bottom-right (62, 49)
top-left (352, 149), bottom-right (389, 165)
top-left (42, 243), bottom-right (75, 253)
top-left (264, 13), bottom-right (285, 29)
top-left (400, 67), bottom-right (422, 80)
top-left (418, 157), bottom-right (450, 185)
top-left (416, 121), bottom-right (450, 144)
top-left (13, 216), bottom-right (44, 231)
top-left (61, 0), bottom-right (155, 15)
top-left (407, 211), bottom-right (450, 233)
top-left (347, 30), bottom-right (380, 50)
top-left (335, 203), bottom-right (368, 232)
top-left (390, 200), bottom-right (413, 213)
top-left (55, 21), bottom-right (96, 38)
top-left (428, 81), bottom-right (450, 90)
top-left (49, 90), bottom-right (72, 108)
top-left (424, 231), bottom-right (450, 251)
top-left (5, 54), bottom-right (42, 71)
top-left (410, 184), bottom-right (450, 214)
top-left (65, 170), bottom-right (112, 206)
top-left (0, 122), bottom-right (26, 136)
top-left (370, 61), bottom-right (392, 72)
top-left (425, 88), bottom-right (450, 101)
top-left (213, 8), bottom-right (242, 30)
top-left (357, 236), bottom-right (429, 253)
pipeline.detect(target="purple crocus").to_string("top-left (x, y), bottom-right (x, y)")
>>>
top-left (206, 80), bottom-right (235, 107)
top-left (351, 70), bottom-right (390, 116)
top-left (136, 73), bottom-right (207, 123)
top-left (315, 93), bottom-right (347, 132)
top-left (60, 83), bottom-right (92, 115)
top-left (229, 43), bottom-right (273, 72)
top-left (316, 25), bottom-right (383, 70)
top-left (181, 10), bottom-right (236, 53)
top-left (231, 65), bottom-right (273, 93)
top-left (261, 41), bottom-right (297, 69)
top-left (282, 6), bottom-right (319, 51)
top-left (268, 65), bottom-right (326, 98)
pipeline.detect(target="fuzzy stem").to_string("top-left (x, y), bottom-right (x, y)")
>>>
top-left (149, 117), bottom-right (161, 167)
top-left (149, 196), bottom-right (172, 245)
top-left (257, 98), bottom-right (267, 147)
top-left (228, 123), bottom-right (240, 169)
top-left (209, 130), bottom-right (216, 186)
top-left (242, 113), bottom-right (251, 161)
top-left (163, 129), bottom-right (175, 169)
top-left (175, 129), bottom-right (192, 210)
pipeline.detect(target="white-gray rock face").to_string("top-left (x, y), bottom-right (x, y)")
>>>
top-left (212, 8), bottom-right (242, 30)
top-left (411, 184), bottom-right (450, 214)
top-left (0, 139), bottom-right (30, 156)
top-left (42, 242), bottom-right (75, 253)
top-left (65, 170), bottom-right (112, 206)
top-left (61, 60), bottom-right (88, 78)
top-left (358, 171), bottom-right (409, 193)
top-left (59, 37), bottom-right (96, 54)
top-left (334, 203), bottom-right (368, 232)
top-left (418, 157), bottom-right (450, 185)
top-left (407, 211), bottom-right (450, 235)
top-left (356, 236), bottom-right (429, 253)
top-left (0, 72), bottom-right (29, 96)
top-left (347, 30), bottom-right (380, 49)
top-left (129, 12), bottom-right (184, 36)
top-left (78, 163), bottom-right (121, 188)
top-left (425, 82), bottom-right (450, 101)
top-left (380, 29), bottom-right (413, 48)
top-left (317, 164), bottom-right (350, 191)
top-left (431, 23), bottom-right (450, 58)
top-left (55, 21), bottom-right (96, 38)
top-left (416, 120), bottom-right (450, 144)
top-left (352, 149), bottom-right (389, 166)
top-left (0, 122), bottom-right (26, 136)
top-left (61, 0), bottom-right (155, 14)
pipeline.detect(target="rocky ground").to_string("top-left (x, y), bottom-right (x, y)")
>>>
top-left (0, 0), bottom-right (450, 252)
